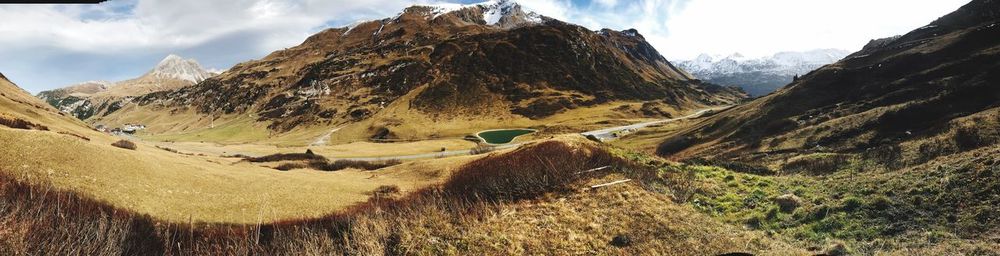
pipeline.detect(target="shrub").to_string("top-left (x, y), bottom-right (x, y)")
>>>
top-left (774, 194), bottom-right (803, 213)
top-left (246, 153), bottom-right (326, 163)
top-left (269, 159), bottom-right (401, 172)
top-left (156, 146), bottom-right (179, 153)
top-left (111, 140), bottom-right (137, 150)
top-left (310, 159), bottom-right (402, 171)
top-left (781, 154), bottom-right (852, 175)
top-left (57, 131), bottom-right (90, 141)
top-left (444, 141), bottom-right (619, 202)
top-left (0, 114), bottom-right (48, 131)
top-left (656, 136), bottom-right (694, 156)
top-left (273, 163), bottom-right (306, 171)
top-left (370, 185), bottom-right (401, 199)
top-left (953, 126), bottom-right (987, 150)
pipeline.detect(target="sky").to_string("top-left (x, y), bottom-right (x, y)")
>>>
top-left (0, 0), bottom-right (971, 93)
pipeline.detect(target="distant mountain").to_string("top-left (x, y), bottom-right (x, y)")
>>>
top-left (113, 0), bottom-right (744, 141)
top-left (36, 54), bottom-right (215, 120)
top-left (676, 49), bottom-right (850, 96)
top-left (148, 54), bottom-right (215, 84)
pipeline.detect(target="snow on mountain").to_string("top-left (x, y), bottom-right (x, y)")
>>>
top-left (148, 54), bottom-right (214, 83)
top-left (418, 0), bottom-right (545, 28)
top-left (676, 49), bottom-right (850, 96)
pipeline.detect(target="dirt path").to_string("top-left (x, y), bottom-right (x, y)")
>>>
top-left (310, 126), bottom-right (343, 146)
top-left (581, 106), bottom-right (730, 141)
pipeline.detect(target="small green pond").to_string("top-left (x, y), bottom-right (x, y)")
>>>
top-left (477, 129), bottom-right (536, 144)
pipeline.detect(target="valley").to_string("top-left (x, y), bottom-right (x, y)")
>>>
top-left (1, 0), bottom-right (998, 255)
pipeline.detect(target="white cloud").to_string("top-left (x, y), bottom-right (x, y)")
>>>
top-left (0, 0), bottom-right (440, 92)
top-left (661, 0), bottom-right (970, 59)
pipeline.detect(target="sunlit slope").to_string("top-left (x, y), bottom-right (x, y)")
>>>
top-left (0, 74), bottom-right (465, 223)
top-left (660, 0), bottom-right (1000, 164)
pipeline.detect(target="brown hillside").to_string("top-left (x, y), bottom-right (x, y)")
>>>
top-left (659, 0), bottom-right (1000, 166)
top-left (111, 2), bottom-right (743, 141)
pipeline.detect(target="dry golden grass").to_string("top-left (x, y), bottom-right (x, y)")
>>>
top-left (610, 119), bottom-right (692, 153)
top-left (0, 137), bottom-right (807, 255)
top-left (1, 78), bottom-right (496, 224)
top-left (0, 126), bottom-right (478, 224)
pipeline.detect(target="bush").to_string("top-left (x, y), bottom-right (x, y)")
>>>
top-left (656, 136), bottom-right (695, 156)
top-left (774, 194), bottom-right (803, 213)
top-left (953, 126), bottom-right (988, 150)
top-left (273, 163), bottom-right (306, 171)
top-left (57, 131), bottom-right (90, 141)
top-left (781, 154), bottom-right (852, 175)
top-left (270, 159), bottom-right (401, 172)
top-left (246, 153), bottom-right (326, 163)
top-left (445, 141), bottom-right (619, 202)
top-left (371, 185), bottom-right (401, 199)
top-left (111, 140), bottom-right (136, 150)
top-left (0, 114), bottom-right (48, 131)
top-left (310, 159), bottom-right (402, 171)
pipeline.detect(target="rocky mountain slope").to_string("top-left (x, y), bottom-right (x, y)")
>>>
top-left (111, 0), bottom-right (744, 141)
top-left (660, 0), bottom-right (1000, 162)
top-left (36, 54), bottom-right (214, 120)
top-left (676, 49), bottom-right (849, 96)
top-left (651, 0), bottom-right (1000, 248)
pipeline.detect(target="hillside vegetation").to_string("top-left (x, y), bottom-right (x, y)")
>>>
top-left (637, 0), bottom-right (1000, 253)
top-left (98, 2), bottom-right (743, 144)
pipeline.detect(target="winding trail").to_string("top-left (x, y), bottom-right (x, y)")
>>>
top-left (310, 126), bottom-right (343, 146)
top-left (580, 106), bottom-right (730, 142)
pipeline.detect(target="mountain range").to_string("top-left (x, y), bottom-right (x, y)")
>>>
top-left (676, 49), bottom-right (850, 96)
top-left (100, 0), bottom-right (744, 142)
top-left (36, 54), bottom-right (215, 120)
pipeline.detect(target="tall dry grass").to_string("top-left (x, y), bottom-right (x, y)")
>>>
top-left (0, 140), bottom-right (627, 255)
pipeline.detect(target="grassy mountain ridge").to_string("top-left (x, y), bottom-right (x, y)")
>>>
top-left (635, 0), bottom-right (1000, 252)
top-left (659, 0), bottom-right (1000, 163)
top-left (101, 2), bottom-right (743, 143)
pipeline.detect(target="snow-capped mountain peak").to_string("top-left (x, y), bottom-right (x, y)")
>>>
top-left (676, 49), bottom-right (850, 96)
top-left (416, 0), bottom-right (544, 28)
top-left (149, 54), bottom-right (213, 83)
